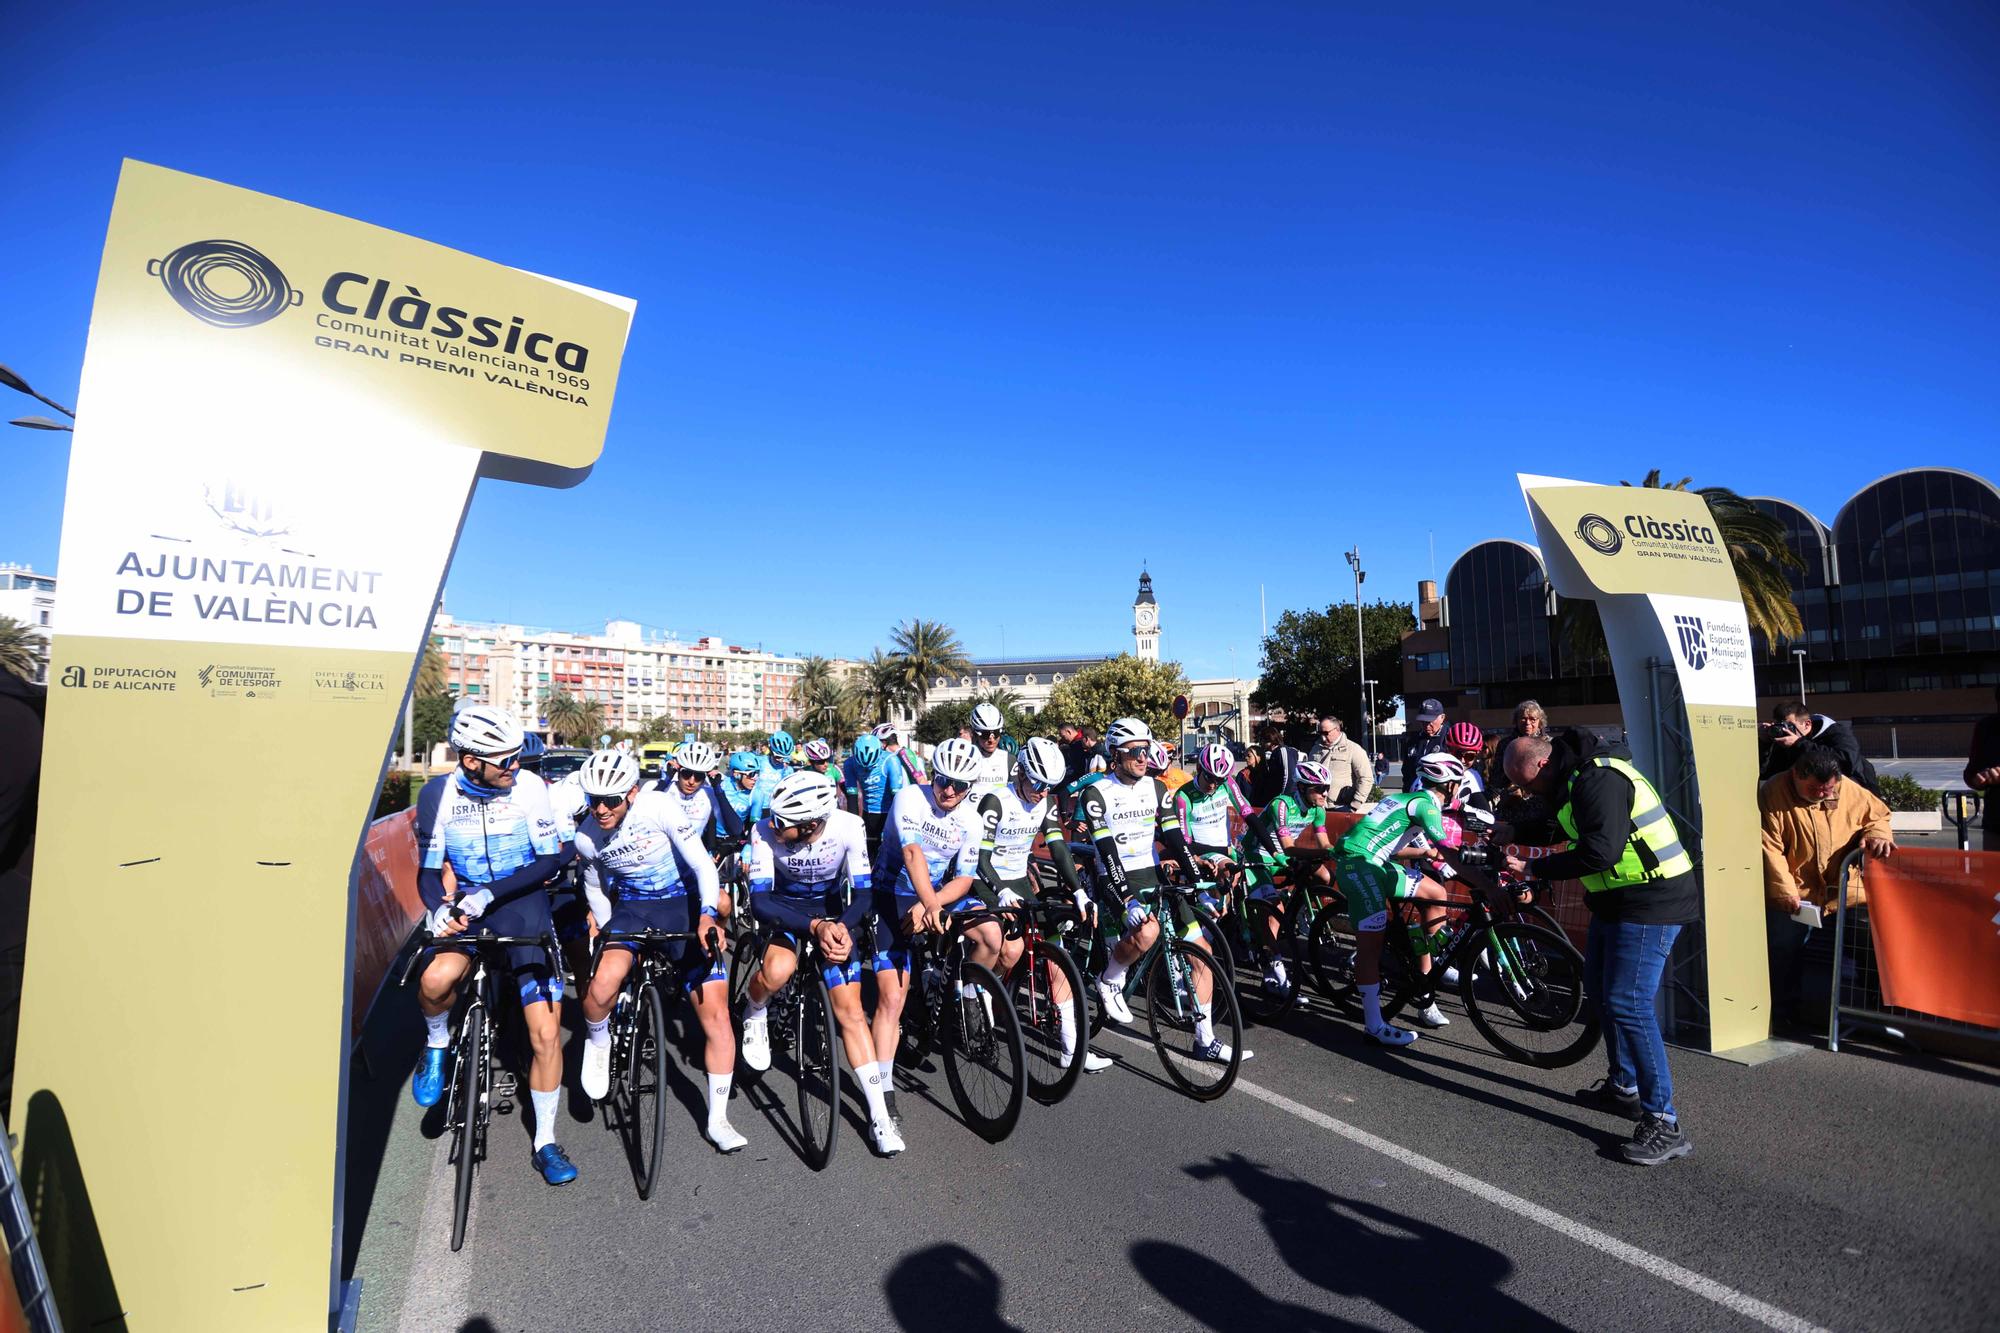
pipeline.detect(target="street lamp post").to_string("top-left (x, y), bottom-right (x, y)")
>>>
top-left (1344, 546), bottom-right (1366, 740)
top-left (1, 363), bottom-right (77, 432)
top-left (1364, 677), bottom-right (1378, 759)
top-left (1791, 648), bottom-right (1807, 703)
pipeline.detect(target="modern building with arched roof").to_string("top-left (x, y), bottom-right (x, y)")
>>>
top-left (1400, 467), bottom-right (2000, 756)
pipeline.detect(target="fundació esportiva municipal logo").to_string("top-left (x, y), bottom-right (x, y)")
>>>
top-left (1674, 614), bottom-right (1709, 670)
top-left (147, 239), bottom-right (302, 328)
top-left (1576, 513), bottom-right (1624, 555)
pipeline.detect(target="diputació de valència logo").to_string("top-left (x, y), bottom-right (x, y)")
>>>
top-left (147, 239), bottom-right (302, 327)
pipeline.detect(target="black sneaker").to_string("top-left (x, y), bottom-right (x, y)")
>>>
top-left (1620, 1113), bottom-right (1693, 1166)
top-left (884, 1091), bottom-right (903, 1127)
top-left (1576, 1077), bottom-right (1642, 1120)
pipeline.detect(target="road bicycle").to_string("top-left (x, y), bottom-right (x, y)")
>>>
top-left (991, 894), bottom-right (1093, 1105)
top-left (892, 904), bottom-right (1028, 1141)
top-left (400, 928), bottom-right (561, 1252)
top-left (727, 914), bottom-right (843, 1170)
top-left (590, 926), bottom-right (720, 1199)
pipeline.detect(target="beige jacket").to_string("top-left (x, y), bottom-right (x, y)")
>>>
top-left (1758, 773), bottom-right (1891, 910)
top-left (1310, 736), bottom-right (1376, 812)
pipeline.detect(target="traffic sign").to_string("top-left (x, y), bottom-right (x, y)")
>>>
top-left (1172, 694), bottom-right (1189, 719)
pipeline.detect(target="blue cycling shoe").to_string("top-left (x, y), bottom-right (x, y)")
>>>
top-left (412, 1048), bottom-right (447, 1107)
top-left (533, 1144), bottom-right (578, 1185)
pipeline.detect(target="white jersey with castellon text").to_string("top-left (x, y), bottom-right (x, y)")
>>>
top-left (968, 745), bottom-right (1012, 797)
top-left (571, 788), bottom-right (719, 924)
top-left (878, 783), bottom-right (983, 895)
top-left (744, 809), bottom-right (873, 898)
top-left (1078, 774), bottom-right (1176, 875)
top-left (975, 782), bottom-right (1058, 882)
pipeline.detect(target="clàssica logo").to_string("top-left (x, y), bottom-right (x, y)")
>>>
top-left (1674, 615), bottom-right (1710, 671)
top-left (1575, 514), bottom-right (1624, 556)
top-left (147, 239), bottom-right (302, 328)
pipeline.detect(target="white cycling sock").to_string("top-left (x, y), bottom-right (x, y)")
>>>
top-left (1360, 982), bottom-right (1385, 1030)
top-left (960, 980), bottom-right (980, 1001)
top-left (585, 1017), bottom-right (611, 1048)
top-left (859, 1061), bottom-right (893, 1125)
top-left (1058, 1000), bottom-right (1080, 1058)
top-left (707, 1073), bottom-right (733, 1127)
top-left (423, 1011), bottom-right (451, 1049)
top-left (531, 1087), bottom-right (560, 1151)
top-left (744, 996), bottom-right (768, 1021)
top-left (1102, 955), bottom-right (1129, 988)
top-left (1194, 996), bottom-right (1215, 1046)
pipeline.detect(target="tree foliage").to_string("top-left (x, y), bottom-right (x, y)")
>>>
top-left (540, 690), bottom-right (606, 745)
top-left (913, 688), bottom-right (1034, 746)
top-left (888, 619), bottom-right (970, 715)
top-left (1253, 600), bottom-right (1413, 733)
top-left (0, 616), bottom-right (41, 683)
top-left (1039, 655), bottom-right (1189, 741)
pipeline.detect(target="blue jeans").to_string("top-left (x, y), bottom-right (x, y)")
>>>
top-left (1585, 918), bottom-right (1681, 1119)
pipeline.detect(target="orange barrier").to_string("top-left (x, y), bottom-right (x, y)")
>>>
top-left (351, 808), bottom-right (423, 1042)
top-left (1859, 849), bottom-right (2000, 1030)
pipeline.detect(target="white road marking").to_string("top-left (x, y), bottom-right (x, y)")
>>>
top-left (1098, 1030), bottom-right (1828, 1333)
top-left (396, 1128), bottom-right (473, 1332)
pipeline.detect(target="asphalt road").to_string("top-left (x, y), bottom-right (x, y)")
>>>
top-left (346, 972), bottom-right (2000, 1332)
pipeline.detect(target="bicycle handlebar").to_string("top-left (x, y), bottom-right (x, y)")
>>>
top-left (400, 928), bottom-right (562, 986)
top-left (594, 927), bottom-right (723, 965)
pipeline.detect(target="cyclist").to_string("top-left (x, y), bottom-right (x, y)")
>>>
top-left (966, 702), bottom-right (1012, 793)
top-left (737, 772), bottom-right (904, 1155)
top-left (970, 736), bottom-right (1112, 1075)
top-left (570, 750), bottom-right (745, 1153)
top-left (1335, 751), bottom-right (1476, 1047)
top-left (802, 737), bottom-right (842, 787)
top-left (720, 750), bottom-right (773, 827)
top-left (1446, 722), bottom-right (1488, 802)
top-left (842, 731), bottom-right (907, 859)
top-left (1083, 718), bottom-right (1244, 1064)
top-left (1234, 755), bottom-right (1329, 999)
top-left (875, 737), bottom-right (988, 1118)
top-left (877, 723), bottom-right (926, 784)
top-left (762, 730), bottom-right (798, 784)
top-left (411, 704), bottom-right (580, 1185)
top-left (659, 741), bottom-right (746, 919)
top-left (1149, 739), bottom-right (1193, 795)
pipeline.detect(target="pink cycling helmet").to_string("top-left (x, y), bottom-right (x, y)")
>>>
top-left (1446, 721), bottom-right (1484, 756)
top-left (1196, 742), bottom-right (1236, 780)
top-left (1145, 740), bottom-right (1173, 773)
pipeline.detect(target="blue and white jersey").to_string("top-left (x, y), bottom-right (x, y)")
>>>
top-left (745, 809), bottom-right (872, 900)
top-left (721, 775), bottom-right (772, 825)
top-left (759, 755), bottom-right (794, 786)
top-left (572, 788), bottom-right (719, 923)
top-left (878, 783), bottom-right (982, 896)
top-left (545, 772), bottom-right (585, 844)
top-left (842, 751), bottom-right (907, 814)
top-left (416, 769), bottom-right (560, 887)
top-left (663, 780), bottom-right (721, 842)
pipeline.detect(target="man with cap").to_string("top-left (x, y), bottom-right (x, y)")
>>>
top-left (1401, 698), bottom-right (1449, 794)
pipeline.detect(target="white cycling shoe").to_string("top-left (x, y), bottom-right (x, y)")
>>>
top-left (870, 1117), bottom-right (907, 1157)
top-left (706, 1120), bottom-right (748, 1154)
top-left (1411, 1003), bottom-right (1451, 1029)
top-left (581, 1038), bottom-right (612, 1101)
top-left (740, 1012), bottom-right (772, 1072)
top-left (1082, 1050), bottom-right (1114, 1073)
top-left (1096, 980), bottom-right (1135, 1025)
top-left (1367, 1022), bottom-right (1418, 1048)
top-left (1194, 1038), bottom-right (1251, 1063)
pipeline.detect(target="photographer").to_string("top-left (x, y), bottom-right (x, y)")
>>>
top-left (1758, 702), bottom-right (1873, 792)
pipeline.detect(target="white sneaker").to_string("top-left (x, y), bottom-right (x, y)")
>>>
top-left (706, 1120), bottom-right (748, 1154)
top-left (581, 1037), bottom-right (612, 1100)
top-left (740, 1012), bottom-right (771, 1072)
top-left (1412, 1003), bottom-right (1450, 1029)
top-left (870, 1117), bottom-right (906, 1157)
top-left (1096, 979), bottom-right (1134, 1025)
top-left (1368, 1023), bottom-right (1417, 1048)
top-left (1082, 1050), bottom-right (1114, 1073)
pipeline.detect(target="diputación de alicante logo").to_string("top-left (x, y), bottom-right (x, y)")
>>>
top-left (147, 239), bottom-right (301, 328)
top-left (1575, 513), bottom-right (1624, 556)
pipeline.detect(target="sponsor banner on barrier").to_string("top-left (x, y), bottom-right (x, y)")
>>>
top-left (1863, 850), bottom-right (2000, 1030)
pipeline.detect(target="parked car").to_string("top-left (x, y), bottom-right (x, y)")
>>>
top-left (539, 747), bottom-right (591, 783)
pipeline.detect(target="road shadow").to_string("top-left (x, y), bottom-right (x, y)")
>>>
top-left (883, 1243), bottom-right (1020, 1332)
top-left (17, 1090), bottom-right (126, 1332)
top-left (1131, 1241), bottom-right (1363, 1332)
top-left (1166, 1152), bottom-right (1572, 1332)
top-left (342, 969), bottom-right (426, 1278)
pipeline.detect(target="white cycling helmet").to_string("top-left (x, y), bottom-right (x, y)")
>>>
top-left (931, 737), bottom-right (983, 783)
top-left (579, 748), bottom-right (642, 797)
top-left (1296, 760), bottom-right (1332, 790)
top-left (1104, 716), bottom-right (1153, 750)
top-left (1417, 752), bottom-right (1471, 790)
top-left (803, 737), bottom-right (833, 763)
top-left (1197, 742), bottom-right (1236, 780)
top-left (768, 771), bottom-right (838, 827)
top-left (874, 722), bottom-right (901, 743)
top-left (677, 740), bottom-right (720, 774)
top-left (1017, 736), bottom-right (1066, 787)
top-left (1146, 740), bottom-right (1173, 773)
top-left (450, 703), bottom-right (524, 758)
top-left (969, 702), bottom-right (1004, 735)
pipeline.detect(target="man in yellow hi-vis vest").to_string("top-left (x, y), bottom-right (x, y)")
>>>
top-left (1499, 729), bottom-right (1699, 1167)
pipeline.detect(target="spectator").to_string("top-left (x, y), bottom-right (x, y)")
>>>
top-left (1310, 716), bottom-right (1375, 812)
top-left (1513, 699), bottom-right (1548, 739)
top-left (1401, 698), bottom-right (1448, 793)
top-left (1501, 730), bottom-right (1699, 1166)
top-left (1481, 699), bottom-right (1547, 792)
top-left (1247, 721), bottom-right (1303, 808)
top-left (1964, 685), bottom-right (2000, 851)
top-left (0, 668), bottom-right (44, 1121)
top-left (1760, 744), bottom-right (1894, 1033)
top-left (1758, 702), bottom-right (1873, 791)
top-left (1057, 721), bottom-right (1095, 820)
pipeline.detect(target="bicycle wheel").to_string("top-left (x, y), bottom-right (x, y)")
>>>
top-left (1306, 901), bottom-right (1357, 1007)
top-left (792, 973), bottom-right (841, 1170)
top-left (1073, 928), bottom-right (1109, 1040)
top-left (1143, 940), bottom-right (1242, 1101)
top-left (634, 983), bottom-right (670, 1199)
top-left (1459, 922), bottom-right (1600, 1068)
top-left (1236, 902), bottom-right (1301, 1026)
top-left (943, 962), bottom-right (1026, 1141)
top-left (1012, 940), bottom-right (1087, 1105)
top-left (448, 1005), bottom-right (485, 1253)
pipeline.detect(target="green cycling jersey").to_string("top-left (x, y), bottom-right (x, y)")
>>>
top-left (1338, 790), bottom-right (1447, 868)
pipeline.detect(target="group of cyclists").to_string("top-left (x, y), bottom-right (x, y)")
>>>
top-left (409, 698), bottom-right (1500, 1188)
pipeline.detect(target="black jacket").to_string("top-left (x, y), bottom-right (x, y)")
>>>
top-left (0, 673), bottom-right (43, 955)
top-left (1402, 728), bottom-right (1447, 792)
top-left (1248, 745), bottom-right (1302, 808)
top-left (1511, 727), bottom-right (1697, 924)
top-left (1758, 714), bottom-right (1870, 789)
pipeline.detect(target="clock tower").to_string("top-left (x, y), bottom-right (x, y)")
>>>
top-left (1133, 569), bottom-right (1159, 662)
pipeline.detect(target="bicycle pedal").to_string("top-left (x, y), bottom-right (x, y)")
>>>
top-left (496, 1101), bottom-right (514, 1115)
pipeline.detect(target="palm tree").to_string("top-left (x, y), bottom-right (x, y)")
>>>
top-left (796, 654), bottom-right (837, 701)
top-left (541, 689), bottom-right (586, 744)
top-left (1561, 470), bottom-right (1805, 661)
top-left (889, 619), bottom-right (971, 715)
top-left (415, 642), bottom-right (447, 697)
top-left (575, 698), bottom-right (607, 745)
top-left (862, 648), bottom-right (912, 722)
top-left (0, 617), bottom-right (41, 683)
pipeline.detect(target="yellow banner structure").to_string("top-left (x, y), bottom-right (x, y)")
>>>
top-left (1517, 475), bottom-right (1768, 1054)
top-left (14, 161), bottom-right (634, 1331)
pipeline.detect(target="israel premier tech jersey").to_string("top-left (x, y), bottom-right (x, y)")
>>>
top-left (416, 767), bottom-right (561, 888)
top-left (744, 809), bottom-right (874, 902)
top-left (877, 783), bottom-right (983, 897)
top-left (572, 788), bottom-right (720, 915)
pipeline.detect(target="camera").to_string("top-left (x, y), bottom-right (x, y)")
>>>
top-left (1456, 846), bottom-right (1493, 867)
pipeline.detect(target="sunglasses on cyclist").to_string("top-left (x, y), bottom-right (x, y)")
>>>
top-left (473, 751), bottom-right (521, 770)
top-left (934, 776), bottom-right (971, 794)
top-left (1020, 774), bottom-right (1049, 792)
top-left (586, 791), bottom-right (628, 810)
top-left (1117, 745), bottom-right (1149, 760)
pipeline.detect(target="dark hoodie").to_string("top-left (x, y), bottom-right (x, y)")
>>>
top-left (1511, 727), bottom-right (1698, 925)
top-left (1758, 713), bottom-right (1871, 790)
top-left (0, 670), bottom-right (44, 1120)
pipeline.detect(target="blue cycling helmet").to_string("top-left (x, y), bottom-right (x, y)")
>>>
top-left (852, 733), bottom-right (883, 765)
top-left (518, 734), bottom-right (548, 768)
top-left (727, 751), bottom-right (761, 775)
top-left (767, 730), bottom-right (796, 758)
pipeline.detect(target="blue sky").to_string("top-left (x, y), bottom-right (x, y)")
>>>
top-left (3, 2), bottom-right (1994, 684)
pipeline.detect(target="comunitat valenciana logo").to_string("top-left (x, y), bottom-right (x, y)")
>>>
top-left (147, 239), bottom-right (302, 328)
top-left (1575, 514), bottom-right (1623, 555)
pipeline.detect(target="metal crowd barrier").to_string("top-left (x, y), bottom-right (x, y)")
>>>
top-left (1825, 847), bottom-right (2000, 1057)
top-left (0, 1122), bottom-right (60, 1332)
top-left (1940, 789), bottom-right (1984, 852)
